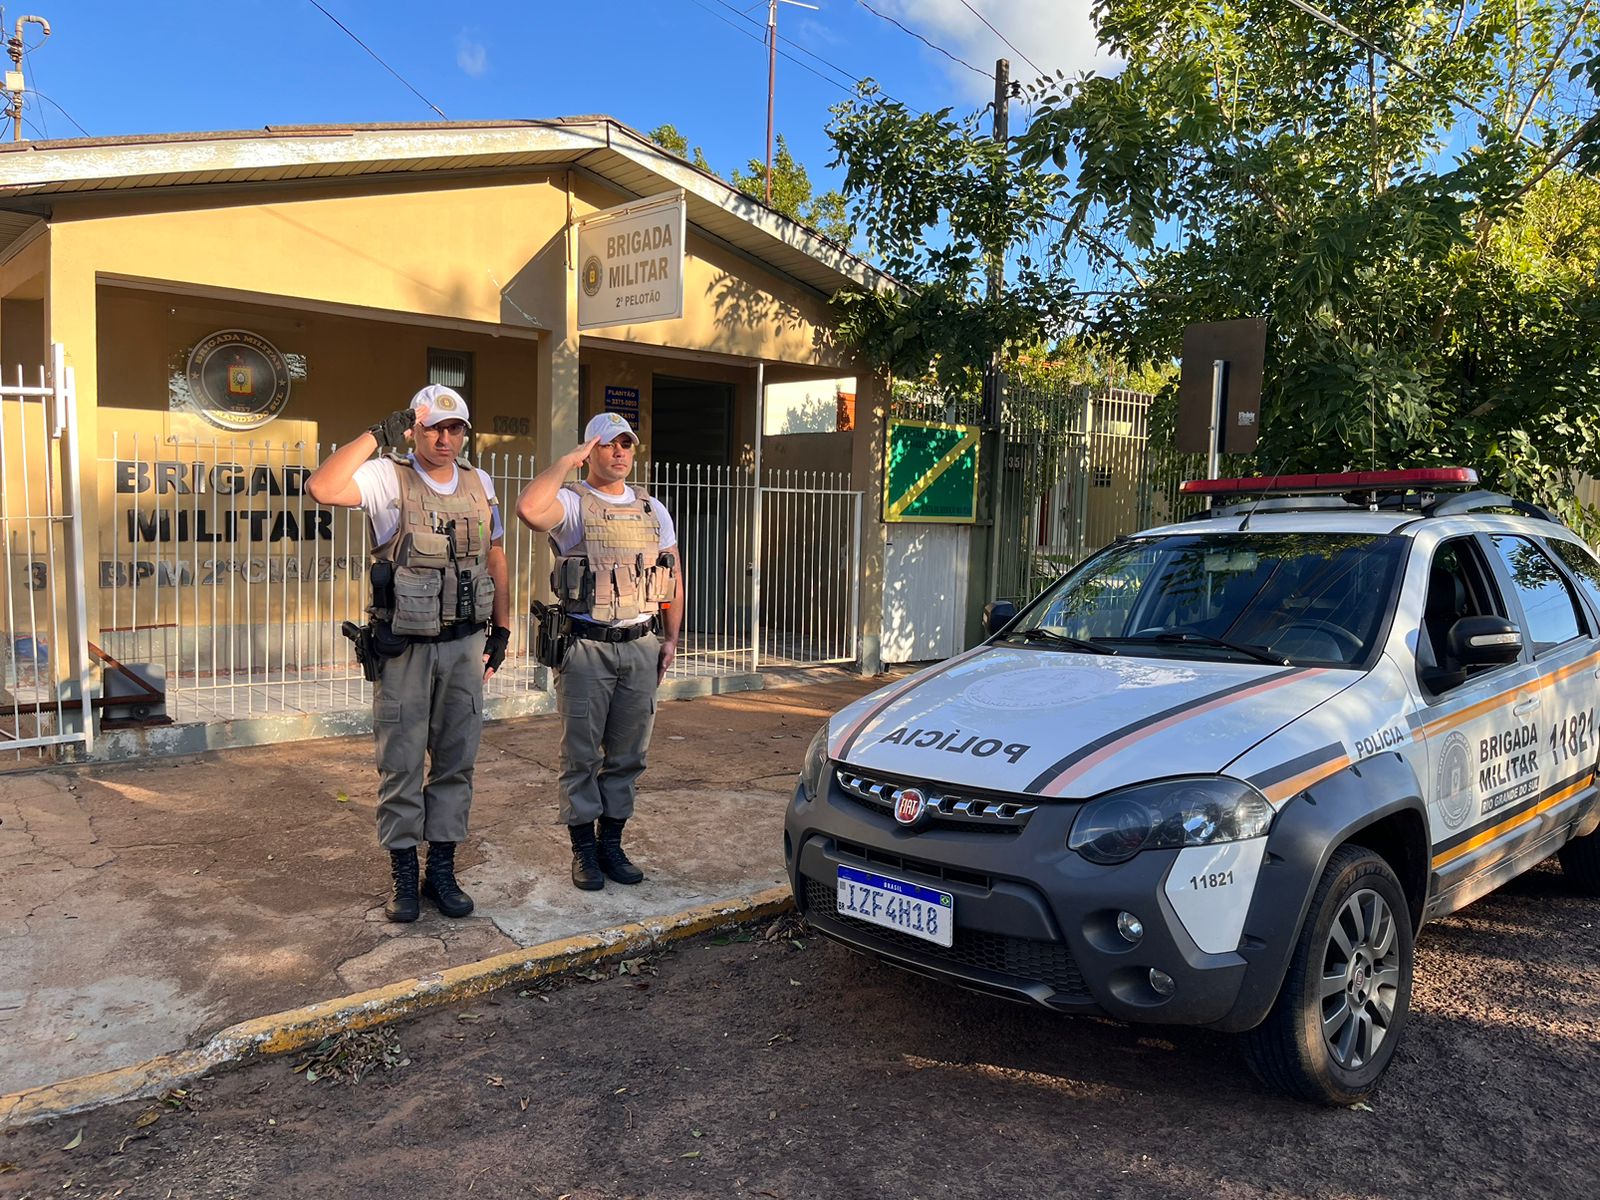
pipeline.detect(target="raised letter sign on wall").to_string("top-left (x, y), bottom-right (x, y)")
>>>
top-left (576, 190), bottom-right (686, 331)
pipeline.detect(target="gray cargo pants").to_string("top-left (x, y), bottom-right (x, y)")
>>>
top-left (555, 632), bottom-right (659, 825)
top-left (372, 628), bottom-right (486, 849)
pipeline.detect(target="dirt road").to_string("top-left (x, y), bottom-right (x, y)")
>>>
top-left (5, 860), bottom-right (1596, 1199)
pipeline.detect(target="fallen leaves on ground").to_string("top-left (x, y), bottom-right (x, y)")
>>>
top-left (290, 1028), bottom-right (406, 1085)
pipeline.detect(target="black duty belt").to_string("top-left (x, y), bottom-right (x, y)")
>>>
top-left (412, 621), bottom-right (486, 644)
top-left (571, 621), bottom-right (655, 644)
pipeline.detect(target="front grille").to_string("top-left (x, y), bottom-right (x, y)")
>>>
top-left (837, 769), bottom-right (1035, 833)
top-left (803, 878), bottom-right (1089, 1000)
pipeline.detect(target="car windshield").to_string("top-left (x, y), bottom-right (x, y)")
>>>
top-left (1010, 532), bottom-right (1406, 667)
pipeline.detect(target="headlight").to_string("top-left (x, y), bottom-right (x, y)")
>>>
top-left (800, 725), bottom-right (832, 803)
top-left (1067, 777), bottom-right (1273, 865)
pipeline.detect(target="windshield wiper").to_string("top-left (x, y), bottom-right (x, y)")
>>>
top-left (1008, 628), bottom-right (1119, 655)
top-left (1122, 630), bottom-right (1289, 666)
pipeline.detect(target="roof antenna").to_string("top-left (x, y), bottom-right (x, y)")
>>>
top-left (1238, 456), bottom-right (1290, 531)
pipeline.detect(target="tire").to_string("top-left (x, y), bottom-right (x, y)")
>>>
top-left (1242, 845), bottom-right (1414, 1105)
top-left (1558, 828), bottom-right (1600, 895)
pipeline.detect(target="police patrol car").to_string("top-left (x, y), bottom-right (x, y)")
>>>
top-left (785, 468), bottom-right (1600, 1104)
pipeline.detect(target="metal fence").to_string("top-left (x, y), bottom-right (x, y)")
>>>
top-left (995, 385), bottom-right (1158, 604)
top-left (1, 346), bottom-right (92, 760)
top-left (92, 441), bottom-right (862, 725)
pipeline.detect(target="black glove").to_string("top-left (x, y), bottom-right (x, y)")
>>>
top-left (483, 625), bottom-right (511, 673)
top-left (368, 408), bottom-right (416, 451)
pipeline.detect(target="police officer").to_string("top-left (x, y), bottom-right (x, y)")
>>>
top-left (306, 385), bottom-right (511, 921)
top-left (515, 411), bottom-right (683, 890)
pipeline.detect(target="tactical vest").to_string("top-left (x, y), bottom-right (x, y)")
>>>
top-left (551, 482), bottom-right (675, 623)
top-left (370, 456), bottom-right (495, 637)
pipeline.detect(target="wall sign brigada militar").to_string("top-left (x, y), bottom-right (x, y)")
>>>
top-left (185, 329), bottom-right (293, 432)
top-left (575, 190), bottom-right (686, 331)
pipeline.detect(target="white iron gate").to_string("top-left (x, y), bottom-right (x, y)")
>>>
top-left (95, 444), bottom-right (862, 726)
top-left (1, 344), bottom-right (93, 759)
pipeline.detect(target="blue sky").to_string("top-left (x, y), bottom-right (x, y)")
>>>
top-left (19, 1), bottom-right (1109, 195)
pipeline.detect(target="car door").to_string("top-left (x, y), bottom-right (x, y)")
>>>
top-left (1413, 534), bottom-right (1544, 916)
top-left (1484, 533), bottom-right (1599, 843)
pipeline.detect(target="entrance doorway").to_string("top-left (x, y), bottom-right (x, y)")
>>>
top-left (651, 375), bottom-right (733, 466)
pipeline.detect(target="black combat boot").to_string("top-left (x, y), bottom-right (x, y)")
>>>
top-left (568, 822), bottom-right (605, 891)
top-left (422, 842), bottom-right (475, 918)
top-left (384, 847), bottom-right (420, 923)
top-left (597, 816), bottom-right (645, 885)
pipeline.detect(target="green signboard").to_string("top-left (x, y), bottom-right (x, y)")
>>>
top-left (884, 418), bottom-right (981, 523)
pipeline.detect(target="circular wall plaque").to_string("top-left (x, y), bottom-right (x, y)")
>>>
top-left (184, 329), bottom-right (292, 431)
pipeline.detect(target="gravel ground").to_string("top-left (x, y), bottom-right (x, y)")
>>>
top-left (4, 859), bottom-right (1597, 1200)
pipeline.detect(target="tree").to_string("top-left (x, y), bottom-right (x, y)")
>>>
top-left (828, 3), bottom-right (1600, 525)
top-left (731, 135), bottom-right (854, 244)
top-left (647, 124), bottom-right (713, 173)
top-left (825, 87), bottom-right (1077, 400)
top-left (648, 126), bottom-right (853, 246)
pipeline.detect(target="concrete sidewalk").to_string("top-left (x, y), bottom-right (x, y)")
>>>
top-left (1, 672), bottom-right (884, 1100)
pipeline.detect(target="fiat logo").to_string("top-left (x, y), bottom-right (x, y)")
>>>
top-left (893, 787), bottom-right (927, 825)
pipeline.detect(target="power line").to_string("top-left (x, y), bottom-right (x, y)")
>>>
top-left (304, 0), bottom-right (447, 120)
top-left (957, 0), bottom-right (1043, 79)
top-left (688, 0), bottom-right (862, 101)
top-left (856, 1), bottom-right (993, 80)
top-left (698, 0), bottom-right (911, 107)
top-left (20, 44), bottom-right (46, 136)
top-left (27, 88), bottom-right (88, 138)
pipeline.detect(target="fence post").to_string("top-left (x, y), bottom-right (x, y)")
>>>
top-left (750, 362), bottom-right (765, 673)
top-left (57, 345), bottom-right (94, 753)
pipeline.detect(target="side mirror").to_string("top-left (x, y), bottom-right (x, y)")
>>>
top-left (1447, 616), bottom-right (1522, 667)
top-left (983, 600), bottom-right (1018, 636)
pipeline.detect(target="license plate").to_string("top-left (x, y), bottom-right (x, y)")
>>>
top-left (836, 865), bottom-right (953, 948)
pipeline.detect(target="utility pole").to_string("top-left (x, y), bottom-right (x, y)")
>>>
top-left (2, 11), bottom-right (50, 143)
top-left (983, 58), bottom-right (1011, 611)
top-left (764, 0), bottom-right (817, 205)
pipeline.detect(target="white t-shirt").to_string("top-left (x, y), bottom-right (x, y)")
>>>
top-left (551, 483), bottom-right (678, 628)
top-left (352, 455), bottom-right (505, 548)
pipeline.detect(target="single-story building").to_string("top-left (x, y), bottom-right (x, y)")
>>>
top-left (0, 117), bottom-right (973, 759)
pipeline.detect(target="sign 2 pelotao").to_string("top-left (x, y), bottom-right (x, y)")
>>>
top-left (884, 418), bottom-right (981, 524)
top-left (576, 190), bottom-right (686, 331)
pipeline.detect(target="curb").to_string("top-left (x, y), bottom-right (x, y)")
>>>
top-left (0, 885), bottom-right (794, 1130)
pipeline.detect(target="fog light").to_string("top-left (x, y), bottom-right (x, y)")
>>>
top-left (1116, 911), bottom-right (1144, 943)
top-left (1148, 968), bottom-right (1176, 997)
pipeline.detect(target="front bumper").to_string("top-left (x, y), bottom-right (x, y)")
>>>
top-left (785, 770), bottom-right (1253, 1026)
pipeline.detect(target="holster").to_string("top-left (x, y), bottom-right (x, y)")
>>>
top-left (340, 620), bottom-right (381, 683)
top-left (530, 600), bottom-right (572, 670)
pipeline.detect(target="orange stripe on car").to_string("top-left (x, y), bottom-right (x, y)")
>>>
top-left (1431, 773), bottom-right (1595, 870)
top-left (1038, 668), bottom-right (1328, 797)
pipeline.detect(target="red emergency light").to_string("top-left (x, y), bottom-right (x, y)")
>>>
top-left (1180, 467), bottom-right (1478, 497)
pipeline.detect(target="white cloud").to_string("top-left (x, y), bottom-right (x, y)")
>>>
top-left (883, 0), bottom-right (1112, 101)
top-left (456, 30), bottom-right (488, 78)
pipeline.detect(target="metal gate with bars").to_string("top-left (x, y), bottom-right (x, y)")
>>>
top-left (93, 440), bottom-right (863, 727)
top-left (994, 385), bottom-right (1157, 604)
top-left (1, 345), bottom-right (93, 760)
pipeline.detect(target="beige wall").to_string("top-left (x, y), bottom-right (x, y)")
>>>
top-left (95, 285), bottom-right (539, 457)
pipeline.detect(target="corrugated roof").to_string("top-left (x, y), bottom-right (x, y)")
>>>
top-left (0, 117), bottom-right (892, 297)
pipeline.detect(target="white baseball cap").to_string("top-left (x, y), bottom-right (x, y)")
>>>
top-left (584, 411), bottom-right (639, 445)
top-left (411, 384), bottom-right (472, 427)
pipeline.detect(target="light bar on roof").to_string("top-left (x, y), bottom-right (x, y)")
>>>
top-left (1179, 468), bottom-right (1479, 496)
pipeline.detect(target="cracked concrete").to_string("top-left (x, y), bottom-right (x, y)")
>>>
top-left (2, 671), bottom-right (884, 1096)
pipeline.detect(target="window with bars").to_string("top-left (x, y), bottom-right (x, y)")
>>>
top-left (427, 348), bottom-right (474, 406)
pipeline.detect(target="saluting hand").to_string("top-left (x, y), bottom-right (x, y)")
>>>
top-left (564, 437), bottom-right (600, 473)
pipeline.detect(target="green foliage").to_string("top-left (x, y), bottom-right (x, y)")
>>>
top-left (648, 125), bottom-right (852, 246)
top-left (647, 124), bottom-right (713, 173)
top-left (826, 84), bottom-right (1077, 400)
top-left (731, 135), bottom-right (854, 244)
top-left (827, 2), bottom-right (1600, 531)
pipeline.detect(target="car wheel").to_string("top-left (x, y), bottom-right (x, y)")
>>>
top-left (1557, 827), bottom-right (1600, 895)
top-left (1242, 845), bottom-right (1414, 1105)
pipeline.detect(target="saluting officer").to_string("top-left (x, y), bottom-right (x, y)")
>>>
top-left (307, 385), bottom-right (512, 922)
top-left (516, 411), bottom-right (683, 890)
